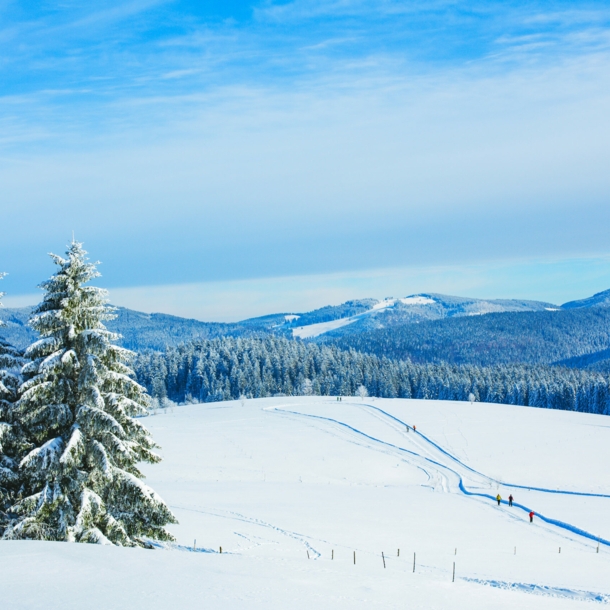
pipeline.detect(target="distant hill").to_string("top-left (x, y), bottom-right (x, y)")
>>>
top-left (293, 293), bottom-right (558, 339)
top-left (2, 289), bottom-right (610, 368)
top-left (0, 306), bottom-right (268, 352)
top-left (0, 307), bottom-right (36, 350)
top-left (331, 307), bottom-right (610, 367)
top-left (561, 288), bottom-right (610, 310)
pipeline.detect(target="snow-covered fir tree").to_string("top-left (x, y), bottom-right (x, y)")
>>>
top-left (0, 274), bottom-right (26, 536)
top-left (3, 243), bottom-right (176, 545)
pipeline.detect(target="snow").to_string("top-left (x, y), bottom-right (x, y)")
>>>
top-left (292, 296), bottom-right (437, 338)
top-left (399, 296), bottom-right (436, 305)
top-left (292, 299), bottom-right (395, 338)
top-left (371, 298), bottom-right (395, 310)
top-left (292, 315), bottom-right (361, 338)
top-left (2, 397), bottom-right (610, 609)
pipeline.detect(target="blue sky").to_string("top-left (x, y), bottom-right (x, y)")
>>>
top-left (1, 1), bottom-right (610, 319)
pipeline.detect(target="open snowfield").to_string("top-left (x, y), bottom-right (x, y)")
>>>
top-left (2, 397), bottom-right (610, 609)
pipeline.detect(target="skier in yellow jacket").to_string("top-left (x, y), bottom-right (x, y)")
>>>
top-left (496, 494), bottom-right (502, 506)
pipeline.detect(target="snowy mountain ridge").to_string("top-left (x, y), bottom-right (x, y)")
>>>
top-left (1, 288), bottom-right (610, 358)
top-left (290, 292), bottom-right (557, 338)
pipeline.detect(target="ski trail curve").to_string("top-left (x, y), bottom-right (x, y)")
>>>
top-left (362, 402), bottom-right (610, 499)
top-left (267, 404), bottom-right (610, 548)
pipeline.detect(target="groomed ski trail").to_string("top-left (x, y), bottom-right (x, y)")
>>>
top-left (364, 402), bottom-right (610, 499)
top-left (265, 401), bottom-right (610, 549)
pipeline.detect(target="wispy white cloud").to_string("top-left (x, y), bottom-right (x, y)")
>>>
top-left (2, 0), bottom-right (610, 297)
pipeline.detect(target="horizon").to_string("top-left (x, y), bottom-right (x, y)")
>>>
top-left (3, 256), bottom-right (610, 323)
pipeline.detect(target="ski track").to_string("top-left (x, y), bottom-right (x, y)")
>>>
top-left (365, 403), bottom-right (610, 499)
top-left (267, 402), bottom-right (610, 548)
top-left (171, 505), bottom-right (323, 558)
top-left (463, 578), bottom-right (610, 604)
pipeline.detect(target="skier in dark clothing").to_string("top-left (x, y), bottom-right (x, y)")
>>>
top-left (529, 511), bottom-right (535, 523)
top-left (508, 494), bottom-right (513, 507)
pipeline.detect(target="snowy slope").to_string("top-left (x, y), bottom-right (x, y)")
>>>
top-left (292, 293), bottom-right (557, 339)
top-left (292, 298), bottom-right (402, 338)
top-left (1, 290), bottom-right (603, 348)
top-left (2, 397), bottom-right (610, 609)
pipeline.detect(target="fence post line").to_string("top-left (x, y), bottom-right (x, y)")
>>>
top-left (193, 539), bottom-right (196, 551)
top-left (332, 549), bottom-right (334, 560)
top-left (382, 552), bottom-right (386, 568)
top-left (220, 546), bottom-right (222, 554)
top-left (354, 551), bottom-right (356, 565)
top-left (397, 548), bottom-right (400, 557)
top-left (413, 552), bottom-right (416, 573)
top-left (452, 562), bottom-right (455, 583)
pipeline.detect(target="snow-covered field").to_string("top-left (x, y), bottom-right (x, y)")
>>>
top-left (2, 397), bottom-right (610, 609)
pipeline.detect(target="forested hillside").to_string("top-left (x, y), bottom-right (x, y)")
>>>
top-left (330, 307), bottom-right (610, 366)
top-left (3, 292), bottom-right (610, 370)
top-left (134, 336), bottom-right (610, 415)
top-left (0, 305), bottom-right (265, 351)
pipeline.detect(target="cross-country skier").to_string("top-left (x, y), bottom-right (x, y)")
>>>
top-left (529, 511), bottom-right (535, 523)
top-left (496, 494), bottom-right (502, 506)
top-left (508, 494), bottom-right (513, 507)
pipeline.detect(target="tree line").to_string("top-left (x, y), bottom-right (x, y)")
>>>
top-left (134, 336), bottom-right (610, 415)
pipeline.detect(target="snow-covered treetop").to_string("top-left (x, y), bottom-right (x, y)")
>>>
top-left (28, 241), bottom-right (117, 347)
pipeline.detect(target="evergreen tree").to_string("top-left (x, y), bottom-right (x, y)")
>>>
top-left (132, 335), bottom-right (610, 416)
top-left (3, 243), bottom-right (176, 545)
top-left (0, 274), bottom-right (26, 536)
